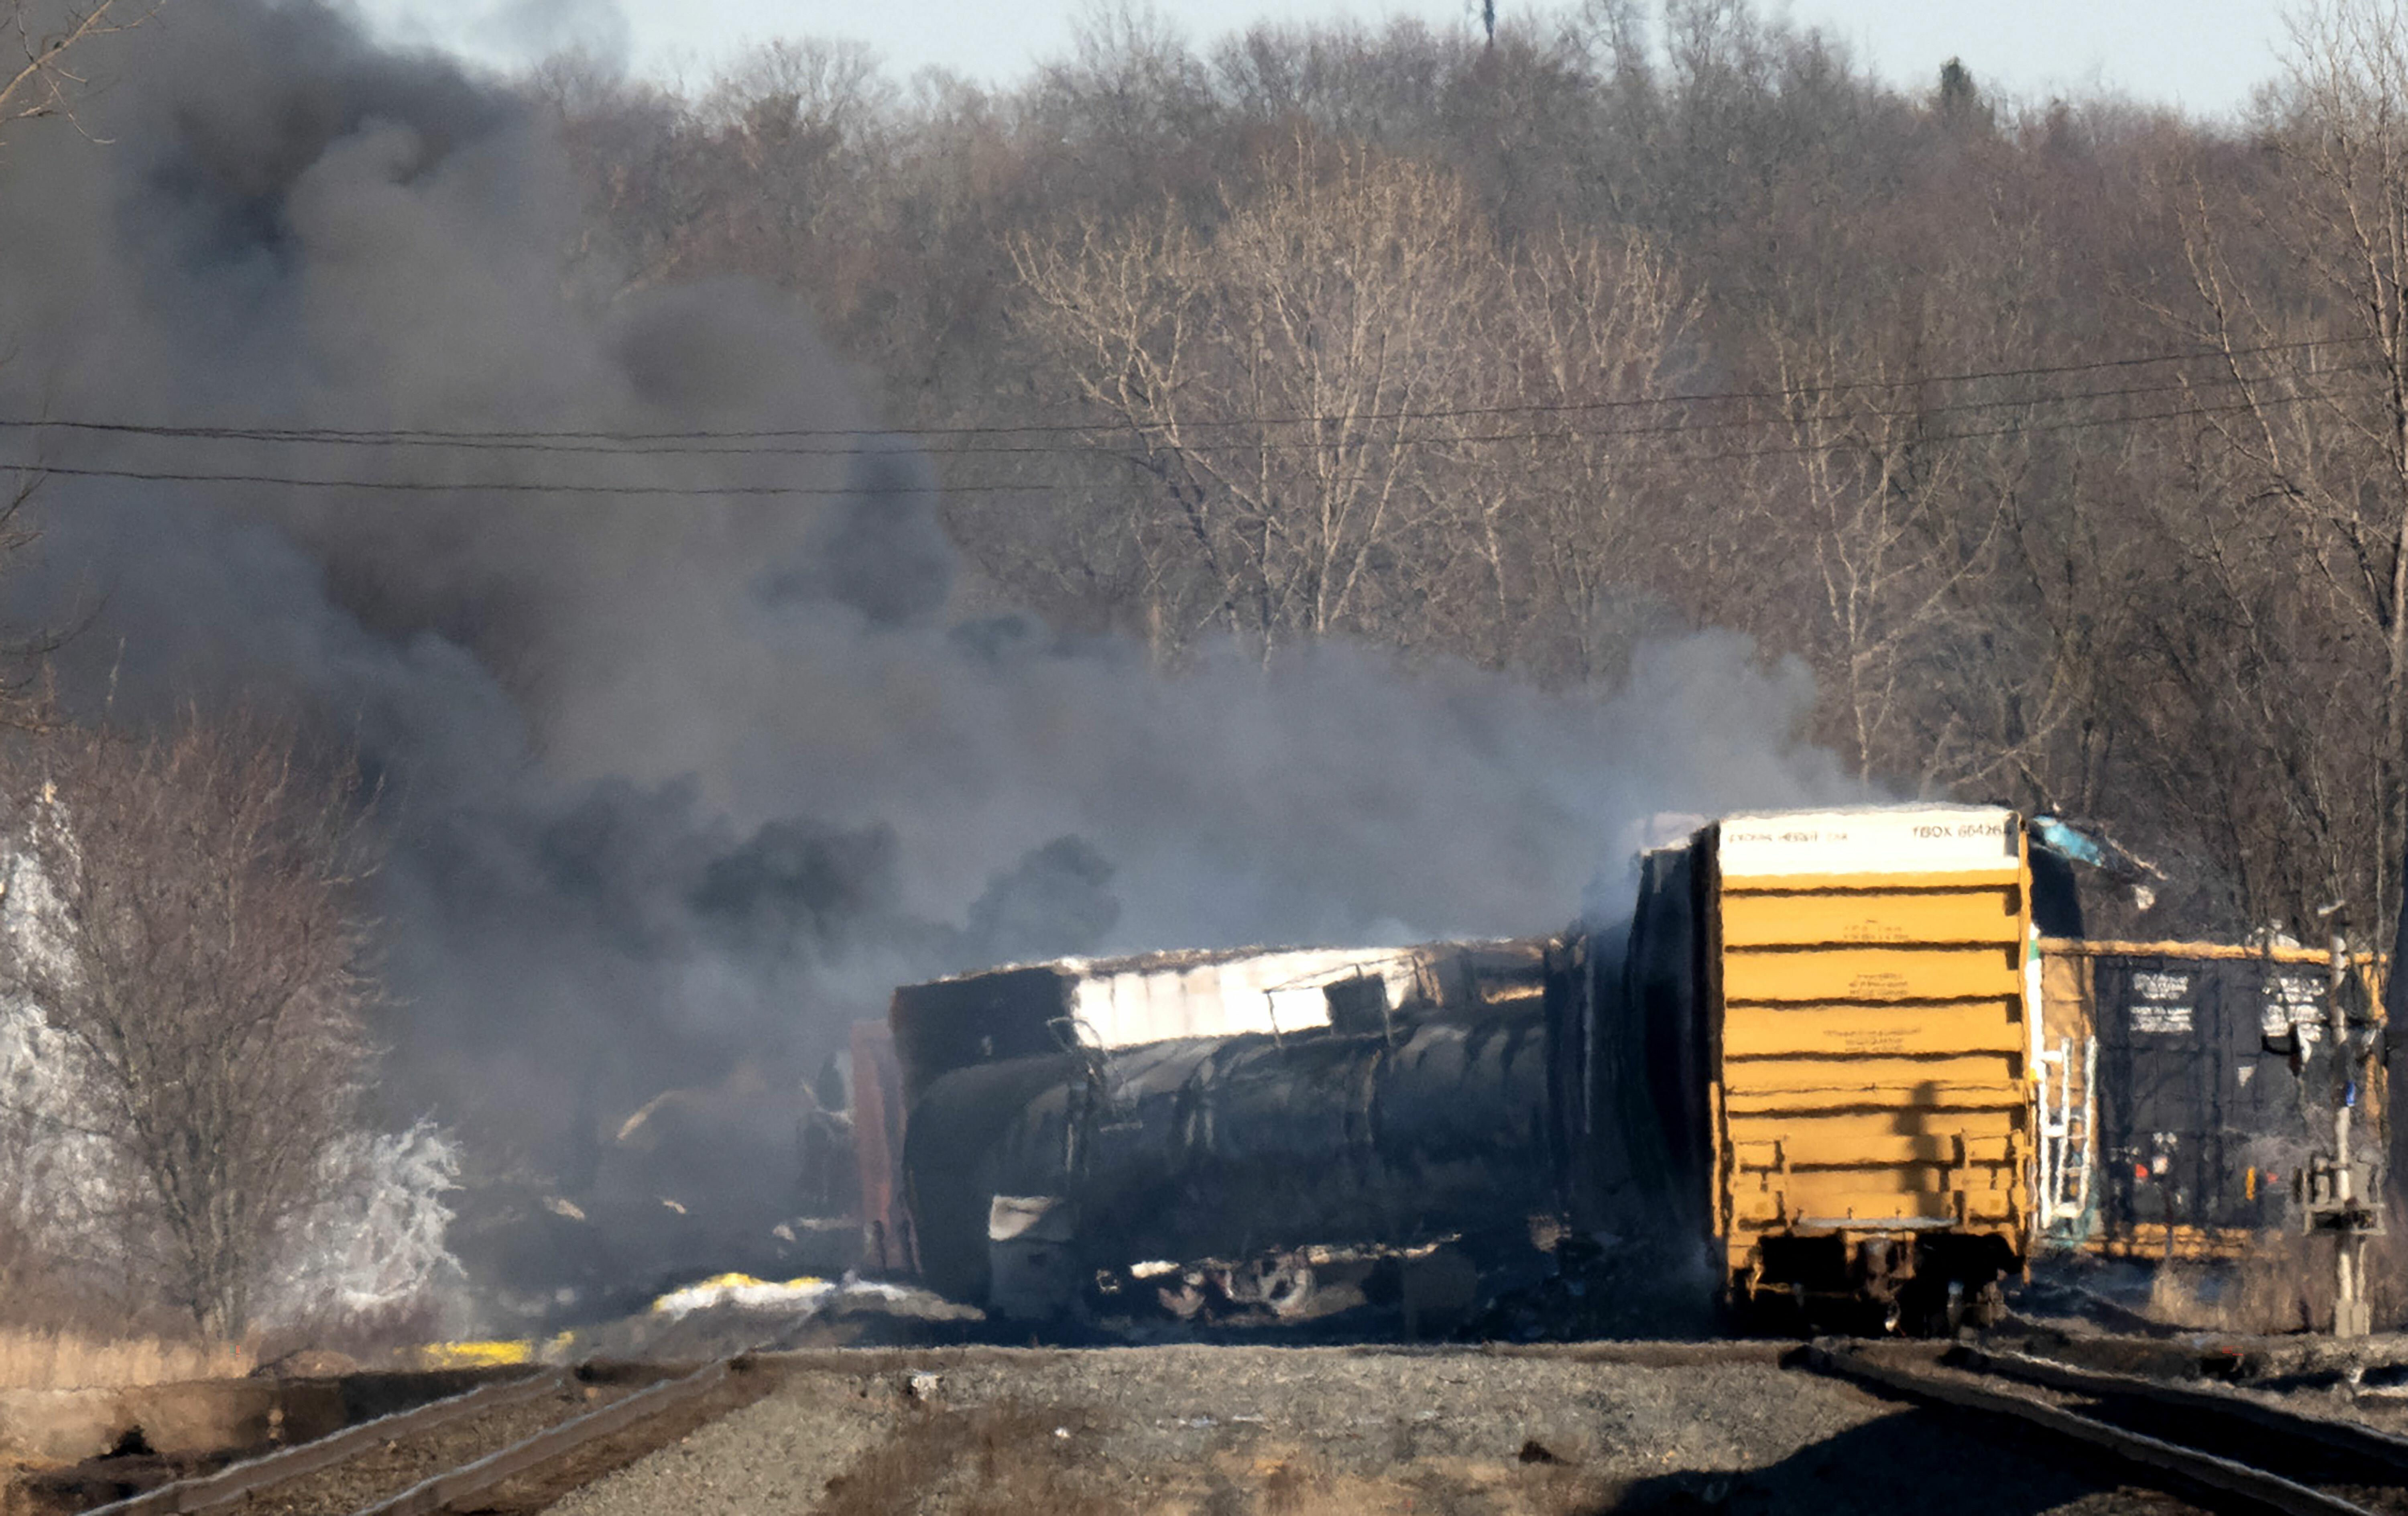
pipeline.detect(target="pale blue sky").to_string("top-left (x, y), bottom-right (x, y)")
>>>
top-left (350, 0), bottom-right (2296, 120)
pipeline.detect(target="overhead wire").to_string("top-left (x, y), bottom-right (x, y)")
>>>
top-left (0, 361), bottom-right (2369, 464)
top-left (0, 331), bottom-right (2383, 457)
top-left (0, 381), bottom-right (2367, 497)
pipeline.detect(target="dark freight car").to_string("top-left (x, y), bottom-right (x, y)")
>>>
top-left (2087, 950), bottom-right (2364, 1249)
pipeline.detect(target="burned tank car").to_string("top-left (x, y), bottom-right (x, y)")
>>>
top-left (907, 1013), bottom-right (1558, 1315)
top-left (891, 938), bottom-right (1627, 1322)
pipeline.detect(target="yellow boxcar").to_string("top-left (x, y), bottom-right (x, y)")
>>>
top-left (1699, 805), bottom-right (2032, 1330)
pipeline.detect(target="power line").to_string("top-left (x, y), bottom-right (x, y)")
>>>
top-left (0, 383), bottom-right (2355, 497)
top-left (1681, 388), bottom-right (2332, 467)
top-left (0, 356), bottom-right (2380, 469)
top-left (0, 462), bottom-right (1030, 496)
top-left (0, 333), bottom-right (2380, 452)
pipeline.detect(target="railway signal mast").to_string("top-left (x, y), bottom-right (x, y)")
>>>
top-left (2307, 903), bottom-right (2380, 1336)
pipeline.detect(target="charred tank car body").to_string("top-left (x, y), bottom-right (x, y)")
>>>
top-left (886, 937), bottom-right (1744, 1331)
top-left (894, 940), bottom-right (1600, 1322)
top-left (907, 1010), bottom-right (1563, 1314)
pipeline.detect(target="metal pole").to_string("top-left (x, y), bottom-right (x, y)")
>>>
top-left (2335, 929), bottom-right (2352, 1207)
top-left (2330, 923), bottom-right (2371, 1337)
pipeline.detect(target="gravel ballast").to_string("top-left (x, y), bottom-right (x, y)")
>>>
top-left (233, 1379), bottom-right (627, 1516)
top-left (543, 1345), bottom-right (2208, 1514)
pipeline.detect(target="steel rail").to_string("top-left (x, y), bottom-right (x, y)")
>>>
top-left (1962, 1347), bottom-right (2408, 1475)
top-left (1806, 1343), bottom-right (2377, 1516)
top-left (82, 1369), bottom-right (570, 1516)
top-left (348, 1356), bottom-right (738, 1516)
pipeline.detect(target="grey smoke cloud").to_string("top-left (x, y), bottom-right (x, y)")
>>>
top-left (0, 0), bottom-right (1854, 1309)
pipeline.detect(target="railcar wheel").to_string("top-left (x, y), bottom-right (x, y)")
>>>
top-left (1261, 1260), bottom-right (1317, 1318)
top-left (1223, 1255), bottom-right (1318, 1317)
top-left (1157, 1282), bottom-right (1207, 1319)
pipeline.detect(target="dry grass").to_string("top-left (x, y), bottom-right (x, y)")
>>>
top-left (2148, 1229), bottom-right (2408, 1335)
top-left (2223, 1233), bottom-right (2334, 1333)
top-left (252, 1295), bottom-right (445, 1369)
top-left (0, 1327), bottom-right (253, 1391)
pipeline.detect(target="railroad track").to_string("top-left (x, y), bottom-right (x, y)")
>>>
top-left (1807, 1338), bottom-right (2408, 1515)
top-left (83, 1354), bottom-right (766, 1516)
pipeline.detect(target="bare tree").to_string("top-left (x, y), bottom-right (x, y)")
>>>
top-left (1013, 134), bottom-right (1687, 666)
top-left (1452, 224), bottom-right (1694, 682)
top-left (2138, 0), bottom-right (2408, 929)
top-left (1012, 136), bottom-right (1489, 660)
top-left (539, 0), bottom-right (2408, 936)
top-left (0, 713), bottom-right (377, 1337)
top-left (1, 0), bottom-right (155, 142)
top-left (1727, 283), bottom-right (2011, 788)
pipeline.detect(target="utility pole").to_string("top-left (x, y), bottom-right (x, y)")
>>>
top-left (2309, 904), bottom-right (2378, 1337)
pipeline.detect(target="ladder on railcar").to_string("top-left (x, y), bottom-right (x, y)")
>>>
top-left (2034, 1035), bottom-right (2097, 1243)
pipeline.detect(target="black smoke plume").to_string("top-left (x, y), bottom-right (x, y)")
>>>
top-left (0, 0), bottom-right (1847, 1319)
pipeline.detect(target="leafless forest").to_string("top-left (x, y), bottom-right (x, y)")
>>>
top-left (529, 0), bottom-right (2408, 939)
top-left (6, 0), bottom-right (2408, 1345)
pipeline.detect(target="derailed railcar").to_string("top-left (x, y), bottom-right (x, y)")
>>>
top-left (1621, 805), bottom-right (2033, 1331)
top-left (868, 802), bottom-right (2408, 1338)
top-left (892, 938), bottom-right (1578, 1321)
top-left (884, 805), bottom-right (2050, 1334)
top-left (906, 1007), bottom-right (1563, 1316)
